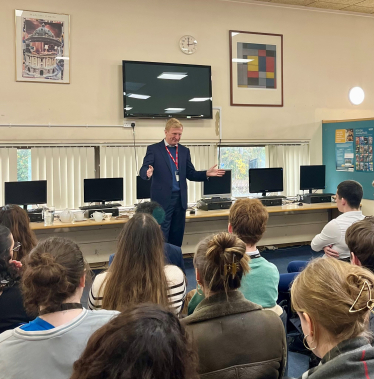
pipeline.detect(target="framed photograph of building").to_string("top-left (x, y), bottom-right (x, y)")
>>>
top-left (229, 30), bottom-right (283, 107)
top-left (15, 10), bottom-right (70, 83)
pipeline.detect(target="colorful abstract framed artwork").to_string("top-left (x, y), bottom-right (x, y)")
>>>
top-left (230, 30), bottom-right (283, 107)
top-left (15, 10), bottom-right (70, 83)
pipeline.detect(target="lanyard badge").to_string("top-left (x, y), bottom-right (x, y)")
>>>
top-left (165, 145), bottom-right (179, 181)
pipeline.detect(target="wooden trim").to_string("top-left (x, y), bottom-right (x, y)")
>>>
top-left (323, 117), bottom-right (374, 124)
top-left (229, 30), bottom-right (284, 107)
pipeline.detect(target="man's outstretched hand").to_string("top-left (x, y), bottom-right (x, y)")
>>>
top-left (147, 165), bottom-right (154, 178)
top-left (207, 165), bottom-right (226, 177)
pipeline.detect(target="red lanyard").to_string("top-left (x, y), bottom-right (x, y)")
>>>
top-left (165, 145), bottom-right (178, 170)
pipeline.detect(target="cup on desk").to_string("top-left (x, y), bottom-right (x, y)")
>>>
top-left (74, 211), bottom-right (85, 221)
top-left (90, 211), bottom-right (105, 222)
top-left (104, 213), bottom-right (112, 221)
top-left (44, 207), bottom-right (55, 226)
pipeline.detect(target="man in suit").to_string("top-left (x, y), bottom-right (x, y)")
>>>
top-left (139, 118), bottom-right (224, 247)
top-left (108, 201), bottom-right (185, 274)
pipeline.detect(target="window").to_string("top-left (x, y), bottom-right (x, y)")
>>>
top-left (219, 146), bottom-right (266, 197)
top-left (17, 149), bottom-right (31, 181)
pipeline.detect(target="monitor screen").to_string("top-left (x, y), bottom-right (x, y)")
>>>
top-left (4, 180), bottom-right (47, 207)
top-left (122, 61), bottom-right (212, 119)
top-left (202, 170), bottom-right (232, 198)
top-left (249, 168), bottom-right (283, 194)
top-left (84, 178), bottom-right (123, 203)
top-left (300, 165), bottom-right (326, 191)
top-left (136, 176), bottom-right (152, 200)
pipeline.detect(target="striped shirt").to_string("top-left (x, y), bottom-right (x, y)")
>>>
top-left (88, 265), bottom-right (186, 315)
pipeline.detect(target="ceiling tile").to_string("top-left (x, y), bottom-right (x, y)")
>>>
top-left (340, 4), bottom-right (374, 11)
top-left (306, 1), bottom-right (348, 8)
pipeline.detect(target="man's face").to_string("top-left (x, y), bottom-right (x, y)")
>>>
top-left (165, 127), bottom-right (183, 146)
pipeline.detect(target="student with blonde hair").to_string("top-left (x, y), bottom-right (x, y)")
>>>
top-left (182, 232), bottom-right (286, 379)
top-left (291, 258), bottom-right (374, 379)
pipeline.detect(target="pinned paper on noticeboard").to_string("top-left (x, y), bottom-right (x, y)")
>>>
top-left (335, 129), bottom-right (354, 172)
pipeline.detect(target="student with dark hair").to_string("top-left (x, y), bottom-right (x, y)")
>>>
top-left (0, 204), bottom-right (37, 261)
top-left (89, 213), bottom-right (186, 315)
top-left (109, 201), bottom-right (185, 273)
top-left (291, 258), bottom-right (374, 379)
top-left (0, 237), bottom-right (118, 379)
top-left (70, 303), bottom-right (199, 379)
top-left (181, 232), bottom-right (286, 379)
top-left (0, 225), bottom-right (32, 333)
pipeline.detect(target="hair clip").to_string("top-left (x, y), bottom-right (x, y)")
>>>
top-left (223, 257), bottom-right (239, 279)
top-left (349, 280), bottom-right (374, 313)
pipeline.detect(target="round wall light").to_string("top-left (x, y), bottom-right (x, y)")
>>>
top-left (349, 87), bottom-right (365, 105)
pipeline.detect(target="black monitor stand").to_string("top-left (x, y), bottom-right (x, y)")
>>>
top-left (262, 192), bottom-right (267, 197)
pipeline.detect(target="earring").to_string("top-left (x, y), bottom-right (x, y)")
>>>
top-left (196, 283), bottom-right (204, 296)
top-left (303, 334), bottom-right (317, 351)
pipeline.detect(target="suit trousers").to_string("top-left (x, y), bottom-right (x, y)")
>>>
top-left (161, 191), bottom-right (186, 247)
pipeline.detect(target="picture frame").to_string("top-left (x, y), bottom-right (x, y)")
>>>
top-left (15, 9), bottom-right (70, 84)
top-left (229, 30), bottom-right (283, 107)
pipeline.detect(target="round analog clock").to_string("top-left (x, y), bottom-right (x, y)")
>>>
top-left (179, 35), bottom-right (197, 55)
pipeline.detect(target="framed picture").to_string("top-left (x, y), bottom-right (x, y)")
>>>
top-left (229, 30), bottom-right (283, 107)
top-left (15, 10), bottom-right (70, 83)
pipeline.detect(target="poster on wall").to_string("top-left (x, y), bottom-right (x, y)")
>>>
top-left (15, 10), bottom-right (70, 83)
top-left (355, 128), bottom-right (374, 172)
top-left (335, 129), bottom-right (354, 171)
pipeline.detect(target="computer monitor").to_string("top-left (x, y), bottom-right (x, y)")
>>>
top-left (300, 165), bottom-right (326, 193)
top-left (136, 176), bottom-right (152, 200)
top-left (202, 170), bottom-right (232, 198)
top-left (84, 178), bottom-right (123, 204)
top-left (249, 168), bottom-right (283, 196)
top-left (4, 180), bottom-right (47, 210)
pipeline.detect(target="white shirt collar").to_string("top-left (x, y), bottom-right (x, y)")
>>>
top-left (246, 249), bottom-right (260, 257)
top-left (164, 139), bottom-right (178, 148)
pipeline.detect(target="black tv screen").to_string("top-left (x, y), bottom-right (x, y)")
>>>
top-left (249, 168), bottom-right (283, 194)
top-left (300, 165), bottom-right (325, 191)
top-left (122, 61), bottom-right (212, 119)
top-left (5, 180), bottom-right (47, 207)
top-left (84, 178), bottom-right (123, 203)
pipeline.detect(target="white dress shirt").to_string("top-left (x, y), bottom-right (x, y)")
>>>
top-left (311, 211), bottom-right (364, 259)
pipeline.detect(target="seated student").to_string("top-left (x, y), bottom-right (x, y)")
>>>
top-left (0, 237), bottom-right (118, 379)
top-left (188, 198), bottom-right (282, 316)
top-left (70, 303), bottom-right (198, 379)
top-left (0, 204), bottom-right (37, 261)
top-left (109, 201), bottom-right (185, 273)
top-left (0, 225), bottom-right (33, 334)
top-left (279, 180), bottom-right (364, 292)
top-left (89, 213), bottom-right (186, 315)
top-left (181, 232), bottom-right (286, 379)
top-left (291, 258), bottom-right (374, 379)
top-left (345, 216), bottom-right (374, 333)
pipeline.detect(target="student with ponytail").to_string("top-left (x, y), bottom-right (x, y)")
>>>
top-left (0, 237), bottom-right (118, 379)
top-left (181, 232), bottom-right (286, 379)
top-left (291, 258), bottom-right (374, 379)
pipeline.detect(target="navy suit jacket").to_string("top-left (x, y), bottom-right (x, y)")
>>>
top-left (139, 140), bottom-right (207, 210)
top-left (108, 242), bottom-right (185, 274)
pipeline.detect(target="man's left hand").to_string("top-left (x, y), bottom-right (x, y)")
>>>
top-left (207, 165), bottom-right (225, 177)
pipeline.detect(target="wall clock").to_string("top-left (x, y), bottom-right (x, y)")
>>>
top-left (179, 35), bottom-right (197, 55)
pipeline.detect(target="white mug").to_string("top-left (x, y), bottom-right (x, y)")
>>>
top-left (74, 211), bottom-right (85, 221)
top-left (104, 213), bottom-right (112, 221)
top-left (90, 211), bottom-right (105, 222)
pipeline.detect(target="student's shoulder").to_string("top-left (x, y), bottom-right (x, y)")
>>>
top-left (0, 329), bottom-right (15, 345)
top-left (164, 265), bottom-right (184, 282)
top-left (86, 309), bottom-right (119, 320)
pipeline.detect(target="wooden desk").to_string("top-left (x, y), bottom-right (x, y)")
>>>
top-left (31, 203), bottom-right (338, 263)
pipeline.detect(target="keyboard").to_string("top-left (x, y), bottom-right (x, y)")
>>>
top-left (259, 196), bottom-right (286, 200)
top-left (27, 208), bottom-right (44, 213)
top-left (201, 198), bottom-right (232, 204)
top-left (79, 203), bottom-right (122, 210)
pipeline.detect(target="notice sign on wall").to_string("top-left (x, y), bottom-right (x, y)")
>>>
top-left (355, 128), bottom-right (373, 172)
top-left (335, 129), bottom-right (354, 171)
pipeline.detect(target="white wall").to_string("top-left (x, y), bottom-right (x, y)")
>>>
top-left (1, 0), bottom-right (374, 160)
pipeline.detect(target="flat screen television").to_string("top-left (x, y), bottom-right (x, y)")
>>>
top-left (84, 178), bottom-right (123, 204)
top-left (249, 168), bottom-right (283, 196)
top-left (202, 170), bottom-right (232, 198)
top-left (300, 165), bottom-right (326, 193)
top-left (122, 60), bottom-right (212, 119)
top-left (136, 176), bottom-right (152, 200)
top-left (4, 180), bottom-right (47, 210)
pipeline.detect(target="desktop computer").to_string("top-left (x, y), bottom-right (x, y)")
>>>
top-left (136, 176), bottom-right (151, 200)
top-left (198, 170), bottom-right (233, 211)
top-left (299, 165), bottom-right (331, 204)
top-left (249, 168), bottom-right (284, 206)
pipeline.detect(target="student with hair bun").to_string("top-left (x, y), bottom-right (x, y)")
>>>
top-left (181, 232), bottom-right (286, 379)
top-left (291, 258), bottom-right (374, 379)
top-left (0, 225), bottom-right (32, 334)
top-left (71, 303), bottom-right (199, 379)
top-left (0, 237), bottom-right (118, 379)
